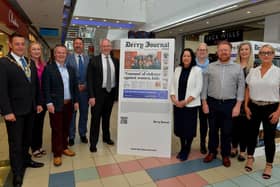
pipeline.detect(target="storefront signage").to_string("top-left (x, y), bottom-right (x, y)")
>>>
top-left (204, 30), bottom-right (243, 45)
top-left (8, 10), bottom-right (19, 28)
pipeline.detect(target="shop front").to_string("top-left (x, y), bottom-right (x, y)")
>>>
top-left (0, 0), bottom-right (29, 57)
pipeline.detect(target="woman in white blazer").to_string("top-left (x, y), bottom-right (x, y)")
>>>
top-left (170, 48), bottom-right (203, 161)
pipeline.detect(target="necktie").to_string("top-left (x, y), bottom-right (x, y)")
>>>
top-left (20, 57), bottom-right (31, 81)
top-left (78, 55), bottom-right (85, 84)
top-left (106, 56), bottom-right (112, 92)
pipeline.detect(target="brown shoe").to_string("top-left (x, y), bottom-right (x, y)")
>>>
top-left (63, 149), bottom-right (75, 157)
top-left (203, 153), bottom-right (216, 163)
top-left (222, 157), bottom-right (231, 167)
top-left (53, 157), bottom-right (62, 166)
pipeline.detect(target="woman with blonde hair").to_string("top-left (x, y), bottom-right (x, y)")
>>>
top-left (29, 41), bottom-right (47, 158)
top-left (245, 44), bottom-right (280, 179)
top-left (231, 41), bottom-right (254, 161)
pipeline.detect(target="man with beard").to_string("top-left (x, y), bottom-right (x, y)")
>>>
top-left (201, 40), bottom-right (245, 167)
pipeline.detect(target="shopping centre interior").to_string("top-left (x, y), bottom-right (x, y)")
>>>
top-left (1, 0), bottom-right (280, 186)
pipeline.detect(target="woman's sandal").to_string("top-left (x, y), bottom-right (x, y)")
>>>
top-left (32, 150), bottom-right (42, 158)
top-left (262, 163), bottom-right (273, 179)
top-left (244, 156), bottom-right (254, 172)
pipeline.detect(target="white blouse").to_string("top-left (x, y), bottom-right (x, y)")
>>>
top-left (246, 64), bottom-right (280, 102)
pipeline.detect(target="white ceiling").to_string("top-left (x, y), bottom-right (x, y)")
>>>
top-left (15, 0), bottom-right (280, 48)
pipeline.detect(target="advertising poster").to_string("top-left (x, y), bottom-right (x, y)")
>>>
top-left (117, 39), bottom-right (175, 157)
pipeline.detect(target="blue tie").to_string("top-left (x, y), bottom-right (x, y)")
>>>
top-left (20, 57), bottom-right (27, 68)
top-left (78, 55), bottom-right (85, 84)
top-left (20, 57), bottom-right (31, 81)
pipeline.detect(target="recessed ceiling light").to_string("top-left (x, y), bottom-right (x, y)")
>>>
top-left (128, 22), bottom-right (132, 24)
top-left (206, 21), bottom-right (210, 24)
top-left (116, 20), bottom-right (120, 23)
top-left (89, 18), bottom-right (93, 21)
top-left (103, 19), bottom-right (107, 22)
top-left (72, 24), bottom-right (76, 26)
top-left (247, 10), bottom-right (251, 14)
top-left (222, 30), bottom-right (225, 33)
top-left (75, 17), bottom-right (79, 20)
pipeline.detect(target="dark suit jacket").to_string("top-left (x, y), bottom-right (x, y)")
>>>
top-left (0, 53), bottom-right (40, 116)
top-left (87, 54), bottom-right (119, 100)
top-left (42, 61), bottom-right (78, 112)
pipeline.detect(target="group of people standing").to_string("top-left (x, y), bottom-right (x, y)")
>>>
top-left (0, 33), bottom-right (118, 187)
top-left (170, 40), bottom-right (280, 180)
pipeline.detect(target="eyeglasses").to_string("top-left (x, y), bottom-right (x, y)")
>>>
top-left (198, 49), bottom-right (207, 52)
top-left (259, 51), bottom-right (274, 56)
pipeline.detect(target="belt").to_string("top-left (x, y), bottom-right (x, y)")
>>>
top-left (251, 100), bottom-right (278, 106)
top-left (64, 99), bottom-right (71, 104)
top-left (208, 96), bottom-right (236, 103)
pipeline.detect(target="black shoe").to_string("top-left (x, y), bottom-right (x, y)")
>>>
top-left (103, 139), bottom-right (114, 145)
top-left (80, 136), bottom-right (88, 143)
top-left (69, 138), bottom-right (74, 146)
top-left (200, 145), bottom-right (207, 154)
top-left (13, 175), bottom-right (23, 187)
top-left (90, 146), bottom-right (97, 152)
top-left (237, 154), bottom-right (246, 162)
top-left (25, 160), bottom-right (44, 168)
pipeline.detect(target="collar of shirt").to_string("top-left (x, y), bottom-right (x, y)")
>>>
top-left (11, 52), bottom-right (24, 66)
top-left (56, 61), bottom-right (67, 68)
top-left (216, 60), bottom-right (234, 65)
top-left (102, 53), bottom-right (111, 60)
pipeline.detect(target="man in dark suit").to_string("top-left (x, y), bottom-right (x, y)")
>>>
top-left (66, 37), bottom-right (89, 146)
top-left (0, 33), bottom-right (44, 187)
top-left (42, 44), bottom-right (79, 166)
top-left (87, 38), bottom-right (119, 152)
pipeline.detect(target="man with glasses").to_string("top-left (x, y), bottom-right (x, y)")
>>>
top-left (87, 39), bottom-right (119, 152)
top-left (196, 43), bottom-right (210, 154)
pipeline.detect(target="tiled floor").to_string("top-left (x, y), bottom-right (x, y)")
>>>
top-left (1, 103), bottom-right (280, 187)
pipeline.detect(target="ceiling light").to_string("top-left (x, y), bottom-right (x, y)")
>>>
top-left (179, 29), bottom-right (183, 32)
top-left (75, 17), bottom-right (79, 20)
top-left (103, 19), bottom-right (107, 22)
top-left (89, 18), bottom-right (93, 21)
top-left (169, 31), bottom-right (172, 34)
top-left (247, 11), bottom-right (251, 14)
top-left (72, 24), bottom-right (76, 26)
top-left (222, 30), bottom-right (225, 33)
top-left (85, 25), bottom-right (88, 27)
top-left (206, 21), bottom-right (210, 24)
top-left (116, 20), bottom-right (120, 23)
top-left (128, 22), bottom-right (132, 24)
top-left (97, 25), bottom-right (100, 28)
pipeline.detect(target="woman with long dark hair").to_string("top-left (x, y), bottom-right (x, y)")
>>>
top-left (170, 48), bottom-right (203, 161)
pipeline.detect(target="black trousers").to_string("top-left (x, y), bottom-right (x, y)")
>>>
top-left (207, 97), bottom-right (236, 157)
top-left (232, 115), bottom-right (248, 152)
top-left (90, 88), bottom-right (115, 147)
top-left (247, 102), bottom-right (279, 163)
top-left (31, 107), bottom-right (46, 152)
top-left (198, 105), bottom-right (208, 146)
top-left (5, 112), bottom-right (34, 177)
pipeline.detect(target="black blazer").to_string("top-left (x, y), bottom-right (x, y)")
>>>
top-left (87, 54), bottom-right (119, 100)
top-left (42, 61), bottom-right (78, 112)
top-left (0, 53), bottom-right (40, 116)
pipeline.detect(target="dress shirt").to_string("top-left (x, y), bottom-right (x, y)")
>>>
top-left (74, 53), bottom-right (84, 67)
top-left (56, 62), bottom-right (71, 100)
top-left (11, 52), bottom-right (25, 68)
top-left (201, 60), bottom-right (245, 101)
top-left (246, 65), bottom-right (280, 102)
top-left (101, 54), bottom-right (115, 89)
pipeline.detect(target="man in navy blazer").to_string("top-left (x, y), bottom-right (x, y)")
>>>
top-left (66, 37), bottom-right (90, 146)
top-left (87, 38), bottom-right (119, 152)
top-left (0, 33), bottom-right (44, 187)
top-left (42, 44), bottom-right (79, 166)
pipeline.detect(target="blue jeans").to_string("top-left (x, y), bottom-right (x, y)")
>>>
top-left (69, 91), bottom-right (89, 139)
